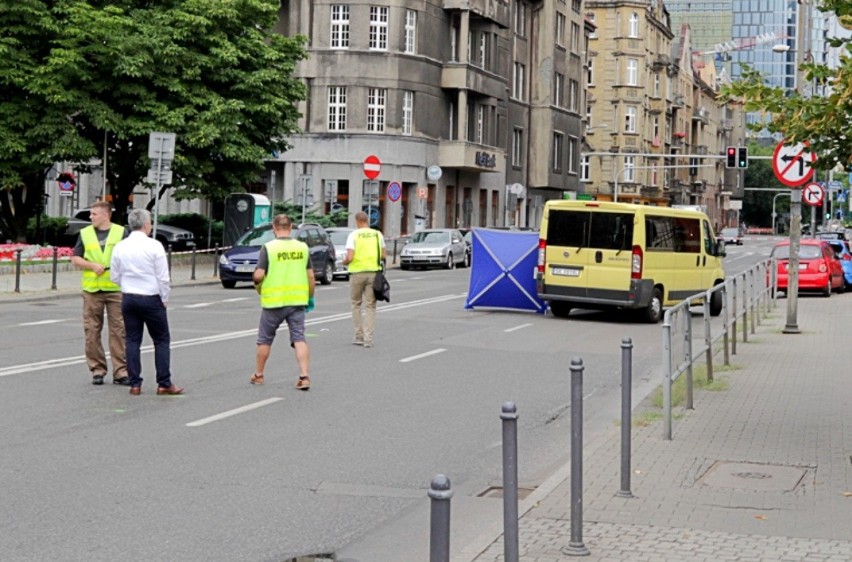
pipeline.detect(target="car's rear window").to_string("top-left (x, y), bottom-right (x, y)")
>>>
top-left (546, 210), bottom-right (634, 251)
top-left (411, 231), bottom-right (449, 244)
top-left (771, 245), bottom-right (823, 259)
top-left (329, 230), bottom-right (351, 245)
top-left (721, 228), bottom-right (739, 237)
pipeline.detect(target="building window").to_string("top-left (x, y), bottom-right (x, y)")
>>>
top-left (628, 12), bottom-right (640, 38)
top-left (556, 13), bottom-right (566, 47)
top-left (586, 57), bottom-right (594, 86)
top-left (478, 32), bottom-right (487, 67)
top-left (328, 86), bottom-right (347, 131)
top-left (369, 6), bottom-right (389, 51)
top-left (449, 102), bottom-right (455, 140)
top-left (580, 155), bottom-right (590, 181)
top-left (402, 91), bottom-right (414, 135)
top-left (367, 88), bottom-right (386, 132)
top-left (571, 0), bottom-right (581, 13)
top-left (570, 22), bottom-right (580, 53)
top-left (654, 74), bottom-right (661, 97)
top-left (330, 5), bottom-right (350, 49)
top-left (512, 128), bottom-right (524, 167)
top-left (569, 79), bottom-right (579, 112)
top-left (553, 132), bottom-right (563, 171)
top-left (404, 10), bottom-right (417, 54)
top-left (513, 62), bottom-right (525, 101)
top-left (515, 3), bottom-right (526, 37)
top-left (475, 104), bottom-right (485, 143)
top-left (653, 116), bottom-right (660, 139)
top-left (568, 137), bottom-right (577, 173)
top-left (625, 106), bottom-right (637, 133)
top-left (585, 105), bottom-right (593, 127)
top-left (554, 72), bottom-right (564, 107)
top-left (588, 13), bottom-right (596, 38)
top-left (623, 155), bottom-right (635, 182)
top-left (626, 58), bottom-right (638, 86)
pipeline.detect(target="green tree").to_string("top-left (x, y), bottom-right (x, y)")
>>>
top-left (1, 0), bottom-right (307, 240)
top-left (719, 1), bottom-right (852, 172)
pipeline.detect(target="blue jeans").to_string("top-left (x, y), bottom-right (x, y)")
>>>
top-left (121, 294), bottom-right (172, 388)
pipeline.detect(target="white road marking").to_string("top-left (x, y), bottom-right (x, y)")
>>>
top-left (183, 303), bottom-right (213, 308)
top-left (221, 298), bottom-right (249, 303)
top-left (504, 323), bottom-right (533, 333)
top-left (186, 397), bottom-right (284, 427)
top-left (0, 293), bottom-right (467, 377)
top-left (18, 319), bottom-right (65, 326)
top-left (400, 348), bottom-right (447, 363)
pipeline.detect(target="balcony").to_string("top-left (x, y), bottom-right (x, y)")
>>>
top-left (721, 119), bottom-right (734, 131)
top-left (441, 63), bottom-right (506, 99)
top-left (442, 0), bottom-right (510, 28)
top-left (671, 138), bottom-right (684, 151)
top-left (651, 54), bottom-right (671, 70)
top-left (438, 140), bottom-right (505, 174)
top-left (671, 94), bottom-right (685, 108)
top-left (692, 107), bottom-right (709, 124)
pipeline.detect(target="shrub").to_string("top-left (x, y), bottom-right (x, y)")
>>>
top-left (26, 215), bottom-right (70, 246)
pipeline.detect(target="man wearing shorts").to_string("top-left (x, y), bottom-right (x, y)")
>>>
top-left (249, 214), bottom-right (315, 390)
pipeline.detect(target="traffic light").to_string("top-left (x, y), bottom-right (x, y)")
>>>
top-left (726, 146), bottom-right (736, 168)
top-left (737, 146), bottom-right (749, 169)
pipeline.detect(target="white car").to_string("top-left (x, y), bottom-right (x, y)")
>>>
top-left (400, 228), bottom-right (470, 270)
top-left (326, 227), bottom-right (355, 279)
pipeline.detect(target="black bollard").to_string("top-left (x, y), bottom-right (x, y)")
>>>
top-left (167, 244), bottom-right (173, 278)
top-left (213, 244), bottom-right (219, 277)
top-left (428, 474), bottom-right (453, 562)
top-left (190, 245), bottom-right (197, 280)
top-left (14, 248), bottom-right (22, 293)
top-left (501, 402), bottom-right (519, 562)
top-left (617, 338), bottom-right (634, 498)
top-left (562, 357), bottom-right (590, 556)
top-left (51, 246), bottom-right (58, 290)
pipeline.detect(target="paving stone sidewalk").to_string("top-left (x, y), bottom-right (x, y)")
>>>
top-left (468, 296), bottom-right (852, 561)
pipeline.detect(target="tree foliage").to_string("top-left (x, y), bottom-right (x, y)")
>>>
top-left (719, 2), bottom-right (852, 172)
top-left (0, 0), bottom-right (307, 241)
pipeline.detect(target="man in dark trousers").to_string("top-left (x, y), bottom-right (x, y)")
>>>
top-left (70, 200), bottom-right (129, 386)
top-left (110, 209), bottom-right (184, 396)
top-left (249, 214), bottom-right (315, 390)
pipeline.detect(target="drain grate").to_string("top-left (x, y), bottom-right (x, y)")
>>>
top-left (478, 485), bottom-right (537, 500)
top-left (698, 461), bottom-right (807, 492)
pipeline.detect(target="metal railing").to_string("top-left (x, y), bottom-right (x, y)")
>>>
top-left (661, 259), bottom-right (777, 439)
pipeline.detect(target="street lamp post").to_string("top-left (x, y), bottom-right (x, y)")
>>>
top-left (772, 191), bottom-right (791, 234)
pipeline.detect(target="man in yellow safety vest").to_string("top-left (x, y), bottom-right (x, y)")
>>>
top-left (342, 211), bottom-right (386, 348)
top-left (249, 214), bottom-right (316, 390)
top-left (70, 200), bottom-right (129, 386)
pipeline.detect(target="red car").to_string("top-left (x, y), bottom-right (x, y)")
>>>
top-left (770, 239), bottom-right (845, 296)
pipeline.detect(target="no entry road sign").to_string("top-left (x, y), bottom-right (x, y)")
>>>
top-left (773, 141), bottom-right (816, 187)
top-left (363, 155), bottom-right (381, 180)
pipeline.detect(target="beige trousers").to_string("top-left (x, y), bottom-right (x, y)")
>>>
top-left (82, 291), bottom-right (127, 379)
top-left (349, 271), bottom-right (377, 343)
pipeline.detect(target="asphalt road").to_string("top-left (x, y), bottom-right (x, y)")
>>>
top-left (0, 241), bottom-right (770, 561)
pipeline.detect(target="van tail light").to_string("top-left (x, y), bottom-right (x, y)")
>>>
top-left (537, 239), bottom-right (547, 275)
top-left (631, 245), bottom-right (643, 279)
top-left (818, 262), bottom-right (827, 273)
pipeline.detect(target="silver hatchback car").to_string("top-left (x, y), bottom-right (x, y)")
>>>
top-left (400, 228), bottom-right (470, 270)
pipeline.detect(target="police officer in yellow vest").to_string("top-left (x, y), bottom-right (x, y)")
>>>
top-left (342, 211), bottom-right (386, 348)
top-left (250, 214), bottom-right (316, 390)
top-left (70, 201), bottom-right (129, 386)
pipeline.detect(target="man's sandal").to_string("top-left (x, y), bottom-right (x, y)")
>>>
top-left (295, 375), bottom-right (311, 391)
top-left (249, 373), bottom-right (264, 385)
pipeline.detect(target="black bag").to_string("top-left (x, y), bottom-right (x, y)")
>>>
top-left (373, 269), bottom-right (390, 302)
top-left (372, 234), bottom-right (390, 302)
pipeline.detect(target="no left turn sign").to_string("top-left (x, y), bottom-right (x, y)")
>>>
top-left (772, 141), bottom-right (816, 187)
top-left (802, 183), bottom-right (824, 207)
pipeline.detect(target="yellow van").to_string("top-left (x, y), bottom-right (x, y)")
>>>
top-left (536, 200), bottom-right (726, 322)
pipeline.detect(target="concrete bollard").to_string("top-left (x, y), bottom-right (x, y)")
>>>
top-left (562, 357), bottom-right (590, 556)
top-left (618, 339), bottom-right (634, 499)
top-left (428, 474), bottom-right (453, 562)
top-left (501, 402), bottom-right (519, 562)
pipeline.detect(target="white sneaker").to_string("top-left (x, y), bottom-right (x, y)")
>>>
top-left (363, 342), bottom-right (373, 348)
top-left (352, 338), bottom-right (364, 346)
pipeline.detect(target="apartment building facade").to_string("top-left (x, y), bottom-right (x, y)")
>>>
top-left (269, 0), bottom-right (587, 233)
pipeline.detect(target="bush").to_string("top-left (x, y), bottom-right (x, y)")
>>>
top-left (26, 215), bottom-right (70, 246)
top-left (271, 202), bottom-right (349, 228)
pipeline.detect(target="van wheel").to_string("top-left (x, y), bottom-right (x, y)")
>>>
top-left (445, 253), bottom-right (455, 269)
top-left (642, 287), bottom-right (663, 323)
top-left (709, 286), bottom-right (723, 317)
top-left (401, 264), bottom-right (410, 271)
top-left (221, 280), bottom-right (236, 289)
top-left (549, 301), bottom-right (572, 318)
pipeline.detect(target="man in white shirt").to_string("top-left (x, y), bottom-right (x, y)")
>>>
top-left (110, 209), bottom-right (184, 396)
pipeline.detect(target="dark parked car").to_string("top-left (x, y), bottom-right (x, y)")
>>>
top-left (65, 208), bottom-right (195, 251)
top-left (218, 222), bottom-right (335, 288)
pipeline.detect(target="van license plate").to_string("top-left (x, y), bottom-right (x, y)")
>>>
top-left (552, 267), bottom-right (580, 277)
top-left (236, 265), bottom-right (255, 273)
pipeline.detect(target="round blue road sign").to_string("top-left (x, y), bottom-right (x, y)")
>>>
top-left (388, 181), bottom-right (402, 202)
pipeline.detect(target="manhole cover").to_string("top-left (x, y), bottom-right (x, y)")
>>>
top-left (698, 461), bottom-right (806, 492)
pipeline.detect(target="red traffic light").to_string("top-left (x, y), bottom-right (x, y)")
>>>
top-left (726, 147), bottom-right (737, 168)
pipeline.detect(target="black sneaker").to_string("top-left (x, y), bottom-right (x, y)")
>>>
top-left (113, 377), bottom-right (131, 386)
top-left (92, 375), bottom-right (105, 385)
